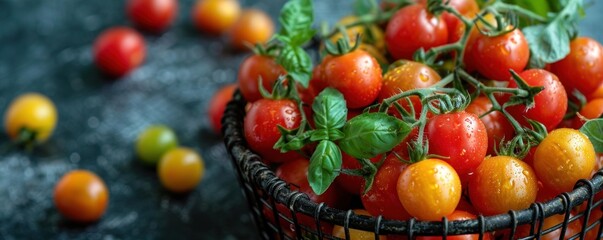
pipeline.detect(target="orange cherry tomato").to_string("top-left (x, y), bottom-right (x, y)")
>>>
top-left (192, 0), bottom-right (241, 35)
top-left (229, 9), bottom-right (274, 50)
top-left (54, 170), bottom-right (109, 222)
top-left (158, 147), bottom-right (205, 193)
top-left (332, 209), bottom-right (386, 240)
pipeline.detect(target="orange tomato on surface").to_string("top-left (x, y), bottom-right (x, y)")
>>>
top-left (54, 170), bottom-right (109, 222)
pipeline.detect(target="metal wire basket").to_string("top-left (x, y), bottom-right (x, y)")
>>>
top-left (223, 89), bottom-right (603, 240)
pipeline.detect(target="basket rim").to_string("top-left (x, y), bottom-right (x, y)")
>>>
top-left (222, 89), bottom-right (603, 237)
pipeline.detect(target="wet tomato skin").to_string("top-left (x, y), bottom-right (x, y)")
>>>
top-left (238, 55), bottom-right (286, 102)
top-left (397, 159), bottom-right (462, 221)
top-left (361, 155), bottom-right (411, 221)
top-left (534, 128), bottom-right (596, 195)
top-left (465, 96), bottom-right (514, 155)
top-left (551, 37), bottom-right (603, 97)
top-left (469, 156), bottom-right (538, 216)
top-left (244, 99), bottom-right (302, 163)
top-left (466, 28), bottom-right (529, 81)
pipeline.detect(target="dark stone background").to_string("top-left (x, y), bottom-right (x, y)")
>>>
top-left (0, 0), bottom-right (601, 239)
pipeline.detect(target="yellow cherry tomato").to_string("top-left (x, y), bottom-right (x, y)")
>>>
top-left (158, 147), bottom-right (205, 193)
top-left (54, 170), bottom-right (109, 222)
top-left (4, 93), bottom-right (57, 143)
top-left (329, 15), bottom-right (386, 54)
top-left (332, 209), bottom-right (386, 240)
top-left (534, 128), bottom-right (596, 195)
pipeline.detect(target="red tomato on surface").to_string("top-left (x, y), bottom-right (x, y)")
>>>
top-left (361, 155), bottom-right (411, 221)
top-left (416, 211), bottom-right (493, 240)
top-left (244, 99), bottom-right (301, 163)
top-left (93, 27), bottom-right (146, 77)
top-left (320, 49), bottom-right (383, 109)
top-left (551, 37), bottom-right (603, 97)
top-left (503, 69), bottom-right (567, 131)
top-left (208, 84), bottom-right (236, 135)
top-left (378, 61), bottom-right (441, 119)
top-left (465, 28), bottom-right (529, 81)
top-left (465, 96), bottom-right (514, 155)
top-left (417, 0), bottom-right (479, 43)
top-left (127, 0), bottom-right (178, 32)
top-left (386, 4), bottom-right (448, 60)
top-left (237, 54), bottom-right (287, 102)
top-left (54, 170), bottom-right (109, 222)
top-left (424, 111), bottom-right (488, 183)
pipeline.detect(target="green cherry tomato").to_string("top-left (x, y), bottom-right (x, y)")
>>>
top-left (135, 125), bottom-right (179, 165)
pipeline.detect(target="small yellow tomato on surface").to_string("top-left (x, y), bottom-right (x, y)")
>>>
top-left (4, 93), bottom-right (57, 143)
top-left (54, 170), bottom-right (109, 222)
top-left (158, 147), bottom-right (205, 193)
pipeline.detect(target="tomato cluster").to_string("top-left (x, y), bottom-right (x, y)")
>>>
top-left (230, 0), bottom-right (603, 238)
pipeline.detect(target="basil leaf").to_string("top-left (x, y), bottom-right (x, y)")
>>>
top-left (276, 45), bottom-right (312, 87)
top-left (339, 113), bottom-right (411, 159)
top-left (523, 0), bottom-right (583, 68)
top-left (580, 119), bottom-right (603, 153)
top-left (313, 88), bottom-right (347, 131)
top-left (278, 0), bottom-right (315, 46)
top-left (308, 140), bottom-right (342, 195)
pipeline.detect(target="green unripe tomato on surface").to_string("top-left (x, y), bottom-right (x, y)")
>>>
top-left (136, 125), bottom-right (179, 165)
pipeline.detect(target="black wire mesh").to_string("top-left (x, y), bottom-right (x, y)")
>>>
top-left (222, 89), bottom-right (603, 240)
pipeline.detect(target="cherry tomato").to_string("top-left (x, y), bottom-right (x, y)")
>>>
top-left (534, 128), bottom-right (596, 195)
top-left (379, 60), bottom-right (441, 119)
top-left (4, 93), bottom-right (57, 143)
top-left (468, 156), bottom-right (538, 216)
top-left (229, 9), bottom-right (274, 50)
top-left (158, 147), bottom-right (205, 193)
top-left (320, 49), bottom-right (383, 109)
top-left (244, 99), bottom-right (302, 163)
top-left (575, 98), bottom-right (603, 128)
top-left (192, 0), bottom-right (240, 35)
top-left (127, 0), bottom-right (178, 32)
top-left (511, 212), bottom-right (582, 240)
top-left (588, 82), bottom-right (603, 100)
top-left (386, 4), bottom-right (448, 60)
top-left (269, 158), bottom-right (347, 235)
top-left (93, 27), bottom-right (146, 77)
top-left (336, 152), bottom-right (381, 195)
top-left (465, 96), bottom-right (514, 155)
top-left (361, 155), bottom-right (411, 221)
top-left (208, 84), bottom-right (237, 134)
top-left (585, 208), bottom-right (603, 240)
top-left (332, 209), bottom-right (386, 240)
top-left (424, 111), bottom-right (488, 183)
top-left (503, 69), bottom-right (568, 131)
top-left (418, 0), bottom-right (479, 43)
top-left (238, 54), bottom-right (286, 102)
top-left (54, 170), bottom-right (109, 222)
top-left (329, 15), bottom-right (386, 54)
top-left (397, 159), bottom-right (461, 221)
top-left (135, 125), bottom-right (179, 166)
top-left (417, 211), bottom-right (493, 240)
top-left (551, 37), bottom-right (603, 97)
top-left (465, 28), bottom-right (529, 81)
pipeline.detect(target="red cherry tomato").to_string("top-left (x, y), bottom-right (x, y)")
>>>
top-left (417, 0), bottom-right (479, 43)
top-left (361, 155), bottom-right (411, 221)
top-left (465, 28), bottom-right (529, 81)
top-left (320, 49), bottom-right (383, 109)
top-left (416, 210), bottom-right (493, 240)
top-left (385, 4), bottom-right (448, 60)
top-left (192, 0), bottom-right (241, 35)
top-left (574, 98), bottom-right (603, 128)
top-left (238, 54), bottom-right (286, 102)
top-left (244, 99), bottom-right (302, 163)
top-left (503, 69), bottom-right (568, 131)
top-left (551, 37), bottom-right (603, 97)
top-left (93, 27), bottom-right (146, 77)
top-left (127, 0), bottom-right (178, 32)
top-left (54, 170), bottom-right (109, 222)
top-left (208, 84), bottom-right (237, 135)
top-left (465, 96), bottom-right (514, 155)
top-left (424, 111), bottom-right (488, 183)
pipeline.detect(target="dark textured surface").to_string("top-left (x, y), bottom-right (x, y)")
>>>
top-left (0, 0), bottom-right (601, 240)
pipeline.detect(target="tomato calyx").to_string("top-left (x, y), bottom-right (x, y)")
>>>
top-left (339, 156), bottom-right (384, 195)
top-left (323, 32), bottom-right (361, 56)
